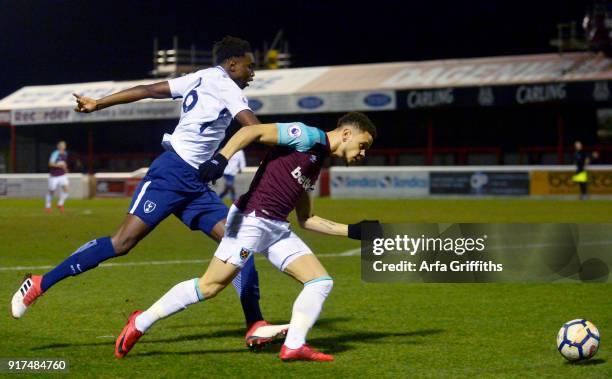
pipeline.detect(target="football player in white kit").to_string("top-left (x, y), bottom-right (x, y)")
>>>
top-left (11, 36), bottom-right (285, 350)
top-left (45, 140), bottom-right (70, 213)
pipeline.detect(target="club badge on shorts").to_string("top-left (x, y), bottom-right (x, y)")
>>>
top-left (144, 200), bottom-right (157, 214)
top-left (239, 247), bottom-right (252, 261)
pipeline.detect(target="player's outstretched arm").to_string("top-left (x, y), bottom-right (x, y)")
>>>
top-left (295, 192), bottom-right (349, 236)
top-left (73, 81), bottom-right (171, 113)
top-left (296, 193), bottom-right (382, 240)
top-left (198, 123), bottom-right (278, 183)
top-left (219, 123), bottom-right (278, 159)
top-left (299, 215), bottom-right (350, 236)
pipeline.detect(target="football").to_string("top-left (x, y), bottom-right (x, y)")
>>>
top-left (557, 319), bottom-right (600, 362)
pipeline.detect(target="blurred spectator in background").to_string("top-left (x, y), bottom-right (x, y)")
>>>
top-left (220, 149), bottom-right (246, 202)
top-left (572, 140), bottom-right (599, 200)
top-left (46, 140), bottom-right (69, 213)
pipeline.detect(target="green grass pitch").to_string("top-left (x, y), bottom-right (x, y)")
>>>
top-left (0, 198), bottom-right (611, 378)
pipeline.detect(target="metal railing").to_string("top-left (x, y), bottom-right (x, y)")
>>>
top-left (151, 36), bottom-right (214, 77)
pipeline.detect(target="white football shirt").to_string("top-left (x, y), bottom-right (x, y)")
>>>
top-left (162, 66), bottom-right (250, 168)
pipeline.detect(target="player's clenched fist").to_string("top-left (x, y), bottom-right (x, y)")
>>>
top-left (198, 153), bottom-right (228, 183)
top-left (72, 93), bottom-right (98, 113)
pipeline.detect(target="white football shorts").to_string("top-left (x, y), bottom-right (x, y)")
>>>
top-left (214, 205), bottom-right (313, 271)
top-left (48, 175), bottom-right (69, 191)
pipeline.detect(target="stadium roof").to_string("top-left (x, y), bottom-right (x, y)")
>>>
top-left (1, 52), bottom-right (612, 125)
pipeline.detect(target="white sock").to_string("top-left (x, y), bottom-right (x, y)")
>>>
top-left (58, 189), bottom-right (69, 206)
top-left (284, 277), bottom-right (333, 349)
top-left (45, 194), bottom-right (52, 208)
top-left (135, 278), bottom-right (204, 333)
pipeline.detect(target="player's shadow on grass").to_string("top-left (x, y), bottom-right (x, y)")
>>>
top-left (132, 348), bottom-right (247, 357)
top-left (129, 329), bottom-right (444, 358)
top-left (243, 327), bottom-right (445, 355)
top-left (31, 341), bottom-right (111, 350)
top-left (31, 319), bottom-right (297, 351)
top-left (30, 328), bottom-right (246, 351)
top-left (139, 317), bottom-right (314, 344)
top-left (141, 329), bottom-right (245, 344)
top-left (139, 317), bottom-right (354, 346)
top-left (32, 317), bottom-right (437, 357)
top-left (564, 358), bottom-right (606, 366)
top-left (302, 328), bottom-right (445, 354)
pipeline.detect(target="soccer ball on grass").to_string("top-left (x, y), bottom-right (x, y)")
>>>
top-left (557, 319), bottom-right (600, 362)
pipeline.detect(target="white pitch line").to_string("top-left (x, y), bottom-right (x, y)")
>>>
top-left (334, 248), bottom-right (361, 256)
top-left (0, 248), bottom-right (361, 272)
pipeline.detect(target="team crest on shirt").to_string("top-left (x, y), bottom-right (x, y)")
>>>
top-left (143, 200), bottom-right (156, 214)
top-left (309, 155), bottom-right (317, 163)
top-left (288, 124), bottom-right (302, 138)
top-left (239, 247), bottom-right (252, 261)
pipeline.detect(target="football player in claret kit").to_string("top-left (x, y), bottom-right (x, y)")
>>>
top-left (115, 112), bottom-right (381, 362)
top-left (11, 36), bottom-right (286, 349)
top-left (45, 140), bottom-right (70, 213)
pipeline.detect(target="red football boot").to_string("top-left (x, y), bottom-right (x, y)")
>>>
top-left (115, 310), bottom-right (144, 358)
top-left (279, 344), bottom-right (334, 362)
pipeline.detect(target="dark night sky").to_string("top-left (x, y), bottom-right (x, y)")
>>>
top-left (0, 0), bottom-right (588, 99)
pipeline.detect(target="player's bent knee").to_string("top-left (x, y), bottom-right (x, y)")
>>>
top-left (110, 235), bottom-right (137, 255)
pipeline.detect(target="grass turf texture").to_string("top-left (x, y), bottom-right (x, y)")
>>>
top-left (0, 198), bottom-right (610, 378)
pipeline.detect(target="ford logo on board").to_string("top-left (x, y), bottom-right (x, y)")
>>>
top-left (298, 96), bottom-right (324, 109)
top-left (248, 99), bottom-right (263, 111)
top-left (364, 93), bottom-right (391, 107)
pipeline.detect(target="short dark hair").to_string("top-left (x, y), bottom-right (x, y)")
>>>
top-left (337, 112), bottom-right (377, 139)
top-left (213, 36), bottom-right (252, 65)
